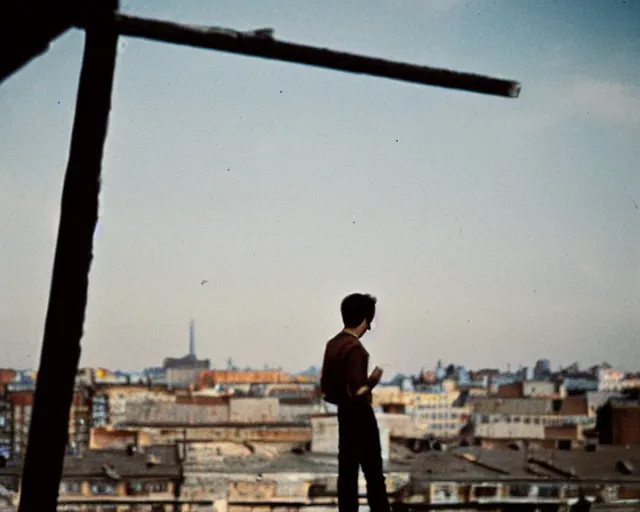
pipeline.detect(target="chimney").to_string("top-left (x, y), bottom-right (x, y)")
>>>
top-left (189, 319), bottom-right (196, 357)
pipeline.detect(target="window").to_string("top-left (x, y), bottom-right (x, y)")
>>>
top-left (432, 484), bottom-right (456, 503)
top-left (128, 480), bottom-right (144, 495)
top-left (538, 485), bottom-right (560, 498)
top-left (90, 482), bottom-right (117, 495)
top-left (510, 484), bottom-right (530, 497)
top-left (59, 480), bottom-right (82, 494)
top-left (145, 481), bottom-right (169, 493)
top-left (523, 417), bottom-right (531, 424)
top-left (474, 486), bottom-right (498, 498)
top-left (513, 416), bottom-right (521, 424)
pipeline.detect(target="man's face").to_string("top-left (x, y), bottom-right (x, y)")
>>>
top-left (366, 317), bottom-right (374, 331)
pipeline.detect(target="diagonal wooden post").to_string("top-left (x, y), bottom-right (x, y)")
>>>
top-left (0, 0), bottom-right (80, 84)
top-left (17, 2), bottom-right (118, 510)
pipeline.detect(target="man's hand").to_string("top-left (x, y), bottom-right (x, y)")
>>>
top-left (368, 366), bottom-right (384, 388)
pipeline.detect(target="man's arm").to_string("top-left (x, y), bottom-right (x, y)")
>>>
top-left (344, 345), bottom-right (380, 401)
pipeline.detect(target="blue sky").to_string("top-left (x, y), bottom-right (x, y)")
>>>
top-left (1, 0), bottom-right (639, 375)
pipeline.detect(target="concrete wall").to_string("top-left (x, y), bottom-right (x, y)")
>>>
top-left (376, 413), bottom-right (430, 438)
top-left (310, 416), bottom-right (338, 454)
top-left (229, 398), bottom-right (280, 423)
top-left (544, 425), bottom-right (579, 441)
top-left (279, 402), bottom-right (322, 422)
top-left (474, 420), bottom-right (545, 440)
top-left (471, 398), bottom-right (554, 416)
top-left (310, 415), bottom-right (390, 461)
top-left (123, 396), bottom-right (319, 425)
top-left (89, 427), bottom-right (154, 449)
top-left (145, 425), bottom-right (312, 444)
top-left (184, 441), bottom-right (254, 465)
top-left (124, 401), bottom-right (229, 425)
top-left (523, 381), bottom-right (555, 397)
top-left (167, 368), bottom-right (203, 388)
top-left (108, 389), bottom-right (176, 425)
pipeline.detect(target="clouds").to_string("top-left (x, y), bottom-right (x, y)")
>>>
top-left (570, 78), bottom-right (640, 126)
top-left (508, 74), bottom-right (640, 138)
top-left (385, 0), bottom-right (469, 16)
top-left (422, 0), bottom-right (467, 14)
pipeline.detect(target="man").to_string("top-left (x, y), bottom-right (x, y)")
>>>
top-left (320, 293), bottom-right (389, 512)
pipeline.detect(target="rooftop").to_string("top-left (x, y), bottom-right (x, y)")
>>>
top-left (0, 445), bottom-right (181, 479)
top-left (182, 442), bottom-right (416, 474)
top-left (411, 445), bottom-right (640, 484)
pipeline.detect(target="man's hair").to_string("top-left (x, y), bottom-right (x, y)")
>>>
top-left (341, 293), bottom-right (377, 328)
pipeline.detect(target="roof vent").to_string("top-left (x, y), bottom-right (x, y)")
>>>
top-left (616, 460), bottom-right (634, 475)
top-left (410, 439), bottom-right (424, 453)
top-left (432, 440), bottom-right (447, 452)
top-left (146, 454), bottom-right (161, 466)
top-left (509, 441), bottom-right (526, 451)
top-left (102, 464), bottom-right (121, 480)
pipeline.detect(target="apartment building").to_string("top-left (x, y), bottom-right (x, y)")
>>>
top-left (470, 396), bottom-right (593, 449)
top-left (406, 445), bottom-right (640, 508)
top-left (1, 445), bottom-right (183, 511)
top-left (373, 387), bottom-right (469, 439)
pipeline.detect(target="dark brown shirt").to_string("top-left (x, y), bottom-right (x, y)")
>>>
top-left (320, 331), bottom-right (371, 405)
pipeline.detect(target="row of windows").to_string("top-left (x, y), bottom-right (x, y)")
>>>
top-left (426, 423), bottom-right (460, 431)
top-left (432, 483), bottom-right (560, 500)
top-left (412, 403), bottom-right (454, 410)
top-left (413, 411), bottom-right (462, 420)
top-left (476, 414), bottom-right (593, 426)
top-left (413, 396), bottom-right (450, 403)
top-left (59, 480), bottom-right (170, 495)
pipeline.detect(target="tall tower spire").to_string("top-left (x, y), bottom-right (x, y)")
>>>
top-left (189, 319), bottom-right (196, 357)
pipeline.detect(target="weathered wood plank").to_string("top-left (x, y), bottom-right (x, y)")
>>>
top-left (101, 13), bottom-right (521, 99)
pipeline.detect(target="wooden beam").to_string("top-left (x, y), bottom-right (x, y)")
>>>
top-left (0, 0), bottom-right (81, 83)
top-left (17, 2), bottom-right (118, 511)
top-left (99, 13), bottom-right (521, 99)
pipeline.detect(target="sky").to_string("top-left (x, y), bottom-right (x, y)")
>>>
top-left (1, 0), bottom-right (639, 376)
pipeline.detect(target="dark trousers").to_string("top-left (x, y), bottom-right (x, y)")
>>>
top-left (337, 402), bottom-right (390, 512)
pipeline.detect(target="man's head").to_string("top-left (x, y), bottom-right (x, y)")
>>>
top-left (341, 293), bottom-right (377, 338)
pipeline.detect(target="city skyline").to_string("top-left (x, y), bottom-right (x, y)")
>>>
top-left (2, 317), bottom-right (635, 378)
top-left (1, 1), bottom-right (639, 373)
